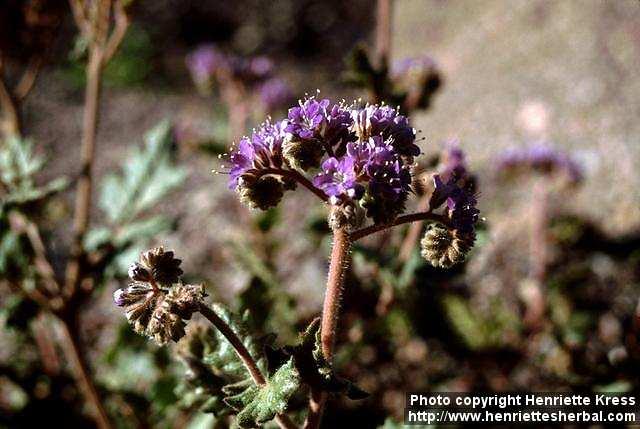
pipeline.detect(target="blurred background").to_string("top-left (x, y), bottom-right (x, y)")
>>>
top-left (1, 0), bottom-right (640, 427)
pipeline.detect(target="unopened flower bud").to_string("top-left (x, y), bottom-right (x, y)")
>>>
top-left (282, 135), bottom-right (324, 171)
top-left (113, 282), bottom-right (163, 335)
top-left (163, 283), bottom-right (206, 320)
top-left (128, 262), bottom-right (152, 283)
top-left (420, 224), bottom-right (474, 268)
top-left (136, 247), bottom-right (183, 286)
top-left (148, 305), bottom-right (186, 345)
top-left (361, 192), bottom-right (407, 225)
top-left (237, 175), bottom-right (284, 210)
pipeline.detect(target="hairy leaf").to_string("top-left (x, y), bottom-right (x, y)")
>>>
top-left (98, 120), bottom-right (185, 224)
top-left (0, 137), bottom-right (69, 215)
top-left (287, 319), bottom-right (368, 400)
top-left (92, 121), bottom-right (186, 275)
top-left (223, 358), bottom-right (299, 428)
top-left (201, 304), bottom-right (268, 378)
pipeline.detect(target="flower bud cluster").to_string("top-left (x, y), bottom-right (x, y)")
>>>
top-left (224, 96), bottom-right (420, 228)
top-left (114, 247), bottom-right (206, 345)
top-left (421, 147), bottom-right (479, 267)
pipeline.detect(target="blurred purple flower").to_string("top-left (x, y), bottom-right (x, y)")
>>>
top-left (247, 56), bottom-right (274, 78)
top-left (259, 78), bottom-right (294, 112)
top-left (497, 144), bottom-right (583, 183)
top-left (439, 142), bottom-right (467, 180)
top-left (186, 44), bottom-right (227, 84)
top-left (391, 55), bottom-right (436, 78)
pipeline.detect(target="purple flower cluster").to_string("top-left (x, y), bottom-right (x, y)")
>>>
top-left (186, 44), bottom-right (228, 87)
top-left (285, 98), bottom-right (355, 148)
top-left (313, 136), bottom-right (411, 204)
top-left (227, 119), bottom-right (287, 189)
top-left (497, 145), bottom-right (582, 183)
top-left (352, 105), bottom-right (419, 157)
top-left (186, 45), bottom-right (292, 108)
top-left (430, 145), bottom-right (479, 236)
top-left (224, 96), bottom-right (419, 223)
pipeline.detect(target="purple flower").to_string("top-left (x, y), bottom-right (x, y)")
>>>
top-left (446, 187), bottom-right (479, 234)
top-left (353, 105), bottom-right (419, 157)
top-left (286, 98), bottom-right (329, 139)
top-left (313, 157), bottom-right (364, 202)
top-left (439, 142), bottom-right (467, 180)
top-left (227, 119), bottom-right (287, 189)
top-left (259, 78), bottom-right (294, 112)
top-left (286, 97), bottom-right (353, 147)
top-left (366, 156), bottom-right (411, 202)
top-left (432, 174), bottom-right (479, 234)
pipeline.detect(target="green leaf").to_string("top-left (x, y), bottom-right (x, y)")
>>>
top-left (115, 216), bottom-right (173, 245)
top-left (0, 137), bottom-right (69, 214)
top-left (224, 358), bottom-right (299, 428)
top-left (0, 226), bottom-right (27, 274)
top-left (287, 319), bottom-right (368, 400)
top-left (202, 304), bottom-right (268, 378)
top-left (176, 305), bottom-right (301, 427)
top-left (98, 120), bottom-right (186, 225)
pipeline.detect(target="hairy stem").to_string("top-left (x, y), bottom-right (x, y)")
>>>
top-left (198, 304), bottom-right (298, 429)
top-left (198, 303), bottom-right (266, 385)
top-left (305, 227), bottom-right (352, 429)
top-left (58, 317), bottom-right (112, 429)
top-left (350, 211), bottom-right (446, 241)
top-left (257, 168), bottom-right (329, 202)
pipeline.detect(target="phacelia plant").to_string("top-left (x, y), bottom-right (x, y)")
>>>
top-left (114, 95), bottom-right (480, 428)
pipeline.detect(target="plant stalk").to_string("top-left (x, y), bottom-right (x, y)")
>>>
top-left (198, 303), bottom-right (298, 429)
top-left (304, 227), bottom-right (352, 429)
top-left (66, 45), bottom-right (104, 295)
top-left (58, 317), bottom-right (112, 429)
top-left (351, 211), bottom-right (445, 241)
top-left (0, 67), bottom-right (21, 139)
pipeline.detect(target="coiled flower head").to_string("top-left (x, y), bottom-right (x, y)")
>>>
top-left (420, 145), bottom-right (481, 267)
top-left (114, 248), bottom-right (206, 345)
top-left (128, 246), bottom-right (183, 286)
top-left (222, 95), bottom-right (420, 226)
top-left (420, 224), bottom-right (475, 268)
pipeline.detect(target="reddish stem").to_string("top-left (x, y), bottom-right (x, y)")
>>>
top-left (350, 211), bottom-right (446, 241)
top-left (304, 227), bottom-right (352, 429)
